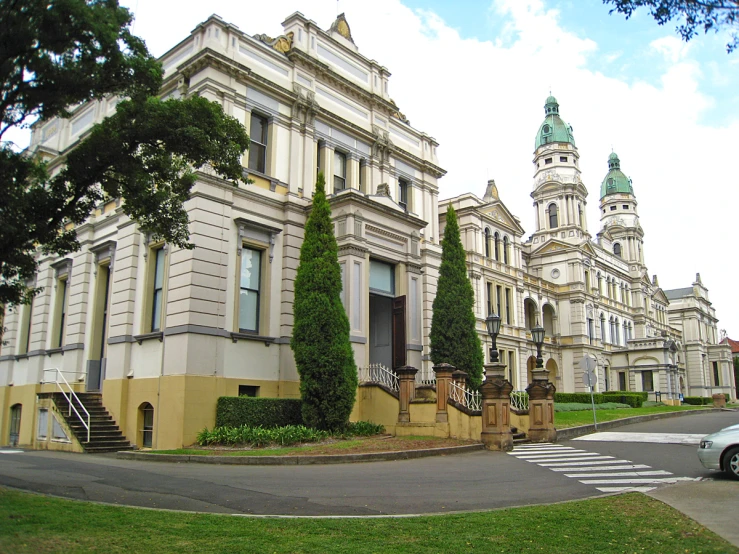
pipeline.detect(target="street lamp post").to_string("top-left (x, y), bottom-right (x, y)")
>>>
top-left (485, 312), bottom-right (501, 364)
top-left (526, 319), bottom-right (556, 442)
top-left (531, 321), bottom-right (545, 372)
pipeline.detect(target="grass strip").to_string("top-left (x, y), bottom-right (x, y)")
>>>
top-left (0, 488), bottom-right (733, 553)
top-left (555, 404), bottom-right (708, 428)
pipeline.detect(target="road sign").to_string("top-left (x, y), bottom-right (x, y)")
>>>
top-left (583, 370), bottom-right (597, 388)
top-left (580, 355), bottom-right (597, 372)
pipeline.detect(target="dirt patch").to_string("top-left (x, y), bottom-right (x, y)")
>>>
top-left (187, 436), bottom-right (478, 456)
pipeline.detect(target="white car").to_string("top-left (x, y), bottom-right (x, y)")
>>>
top-left (697, 423), bottom-right (739, 480)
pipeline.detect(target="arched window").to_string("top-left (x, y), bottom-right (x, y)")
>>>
top-left (484, 228), bottom-right (491, 258)
top-left (613, 243), bottom-right (622, 257)
top-left (578, 204), bottom-right (583, 226)
top-left (543, 304), bottom-right (555, 336)
top-left (614, 318), bottom-right (620, 345)
top-left (548, 203), bottom-right (558, 228)
top-left (609, 317), bottom-right (615, 344)
top-left (600, 313), bottom-right (606, 343)
top-left (623, 321), bottom-right (628, 343)
top-left (503, 236), bottom-right (510, 265)
top-left (494, 232), bottom-right (500, 261)
top-left (139, 402), bottom-right (154, 448)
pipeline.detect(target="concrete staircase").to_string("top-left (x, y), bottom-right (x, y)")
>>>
top-left (49, 392), bottom-right (133, 453)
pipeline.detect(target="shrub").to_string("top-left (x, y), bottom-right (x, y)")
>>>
top-left (601, 392), bottom-right (644, 408)
top-left (195, 421), bottom-right (384, 447)
top-left (430, 205), bottom-right (484, 389)
top-left (555, 392), bottom-right (605, 404)
top-left (291, 172), bottom-right (357, 430)
top-left (683, 396), bottom-right (712, 406)
top-left (340, 421), bottom-right (386, 437)
top-left (215, 397), bottom-right (303, 428)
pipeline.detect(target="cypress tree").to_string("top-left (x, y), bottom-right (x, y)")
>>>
top-left (430, 205), bottom-right (484, 389)
top-left (291, 172), bottom-right (357, 430)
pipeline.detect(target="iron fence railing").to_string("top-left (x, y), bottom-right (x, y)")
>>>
top-left (449, 380), bottom-right (482, 411)
top-left (510, 390), bottom-right (529, 412)
top-left (358, 363), bottom-right (399, 392)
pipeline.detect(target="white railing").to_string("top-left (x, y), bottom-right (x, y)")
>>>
top-left (510, 390), bottom-right (529, 412)
top-left (415, 373), bottom-right (436, 387)
top-left (449, 381), bottom-right (482, 411)
top-left (358, 363), bottom-right (399, 392)
top-left (42, 368), bottom-right (90, 443)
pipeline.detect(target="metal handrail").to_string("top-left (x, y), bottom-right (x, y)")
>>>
top-left (510, 390), bottom-right (529, 412)
top-left (43, 368), bottom-right (90, 443)
top-left (358, 363), bottom-right (399, 392)
top-left (449, 381), bottom-right (482, 411)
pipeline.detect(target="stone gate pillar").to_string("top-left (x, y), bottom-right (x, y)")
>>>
top-left (433, 363), bottom-right (455, 423)
top-left (480, 362), bottom-right (514, 451)
top-left (526, 369), bottom-right (557, 442)
top-left (396, 366), bottom-right (418, 423)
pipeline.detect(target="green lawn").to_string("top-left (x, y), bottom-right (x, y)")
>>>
top-left (0, 488), bottom-right (732, 553)
top-left (555, 404), bottom-right (709, 428)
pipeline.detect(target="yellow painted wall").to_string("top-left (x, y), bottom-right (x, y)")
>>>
top-left (447, 404), bottom-right (482, 441)
top-left (102, 376), bottom-right (301, 451)
top-left (511, 412), bottom-right (530, 434)
top-left (351, 385), bottom-right (399, 435)
top-left (0, 384), bottom-right (39, 447)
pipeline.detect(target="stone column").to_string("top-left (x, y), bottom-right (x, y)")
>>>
top-left (396, 366), bottom-right (418, 423)
top-left (526, 366), bottom-right (557, 443)
top-left (433, 363), bottom-right (455, 423)
top-left (480, 362), bottom-right (514, 451)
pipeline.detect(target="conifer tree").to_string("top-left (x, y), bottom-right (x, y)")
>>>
top-left (430, 205), bottom-right (484, 389)
top-left (291, 173), bottom-right (357, 429)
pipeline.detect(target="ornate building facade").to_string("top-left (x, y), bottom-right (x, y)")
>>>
top-left (441, 96), bottom-right (733, 401)
top-left (0, 13), bottom-right (733, 450)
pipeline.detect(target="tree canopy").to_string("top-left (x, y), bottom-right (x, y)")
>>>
top-left (604, 0), bottom-right (739, 52)
top-left (291, 172), bottom-right (357, 430)
top-left (430, 205), bottom-right (484, 390)
top-left (0, 0), bottom-right (250, 311)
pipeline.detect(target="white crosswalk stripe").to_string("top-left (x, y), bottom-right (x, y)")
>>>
top-left (508, 442), bottom-right (695, 493)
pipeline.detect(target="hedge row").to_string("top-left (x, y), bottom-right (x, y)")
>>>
top-left (683, 396), bottom-right (713, 406)
top-left (554, 391), bottom-right (646, 407)
top-left (554, 392), bottom-right (605, 404)
top-left (197, 421), bottom-right (386, 447)
top-left (600, 392), bottom-right (644, 408)
top-left (215, 397), bottom-right (303, 428)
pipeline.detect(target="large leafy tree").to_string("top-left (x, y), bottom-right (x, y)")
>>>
top-left (604, 0), bottom-right (739, 52)
top-left (291, 172), bottom-right (357, 430)
top-left (0, 0), bottom-right (250, 313)
top-left (430, 205), bottom-right (484, 390)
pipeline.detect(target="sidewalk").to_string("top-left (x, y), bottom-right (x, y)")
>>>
top-left (647, 480), bottom-right (739, 548)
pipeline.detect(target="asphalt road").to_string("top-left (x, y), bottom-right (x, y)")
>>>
top-left (0, 410), bottom-right (736, 516)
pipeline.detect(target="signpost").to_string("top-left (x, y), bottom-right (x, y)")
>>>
top-left (580, 355), bottom-right (598, 430)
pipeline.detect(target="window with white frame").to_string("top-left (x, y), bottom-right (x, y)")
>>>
top-left (334, 150), bottom-right (347, 191)
top-left (398, 178), bottom-right (409, 210)
top-left (239, 247), bottom-right (262, 333)
top-left (248, 113), bottom-right (268, 174)
top-left (150, 247), bottom-right (166, 332)
top-left (37, 408), bottom-right (48, 438)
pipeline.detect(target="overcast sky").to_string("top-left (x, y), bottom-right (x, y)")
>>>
top-left (96, 1), bottom-right (739, 337)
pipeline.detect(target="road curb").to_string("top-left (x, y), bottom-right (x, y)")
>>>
top-left (116, 443), bottom-right (486, 465)
top-left (555, 408), bottom-right (730, 440)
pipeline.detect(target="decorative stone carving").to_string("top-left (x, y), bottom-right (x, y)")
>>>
top-left (255, 31), bottom-right (294, 53)
top-left (329, 13), bottom-right (355, 44)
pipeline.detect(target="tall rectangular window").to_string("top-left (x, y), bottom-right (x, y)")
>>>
top-left (37, 408), bottom-right (48, 439)
top-left (508, 350), bottom-right (516, 386)
top-left (584, 270), bottom-right (590, 291)
top-left (359, 160), bottom-right (367, 193)
top-left (587, 318), bottom-right (594, 345)
top-left (496, 285), bottom-right (502, 318)
top-left (334, 151), bottom-right (346, 191)
top-left (505, 288), bottom-right (512, 324)
top-left (239, 247), bottom-right (262, 332)
top-left (54, 278), bottom-right (68, 348)
top-left (486, 282), bottom-right (492, 316)
top-left (713, 361), bottom-right (720, 386)
top-left (151, 248), bottom-right (166, 332)
top-left (19, 300), bottom-right (33, 355)
top-left (248, 113), bottom-right (268, 174)
top-left (398, 178), bottom-right (409, 210)
top-left (642, 370), bottom-right (654, 391)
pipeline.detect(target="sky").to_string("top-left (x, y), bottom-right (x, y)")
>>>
top-left (41, 1), bottom-right (739, 335)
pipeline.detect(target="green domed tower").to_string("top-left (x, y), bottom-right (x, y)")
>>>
top-left (598, 152), bottom-right (644, 264)
top-left (531, 96), bottom-right (589, 246)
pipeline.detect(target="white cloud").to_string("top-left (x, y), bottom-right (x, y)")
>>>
top-left (650, 35), bottom-right (691, 63)
top-left (112, 0), bottom-right (739, 336)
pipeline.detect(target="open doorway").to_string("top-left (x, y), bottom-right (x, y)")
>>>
top-left (368, 260), bottom-right (405, 369)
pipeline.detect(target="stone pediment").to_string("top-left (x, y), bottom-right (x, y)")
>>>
top-left (530, 239), bottom-right (572, 256)
top-left (653, 288), bottom-right (669, 304)
top-left (480, 201), bottom-right (524, 235)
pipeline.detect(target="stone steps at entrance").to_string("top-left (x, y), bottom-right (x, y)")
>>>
top-left (42, 392), bottom-right (133, 453)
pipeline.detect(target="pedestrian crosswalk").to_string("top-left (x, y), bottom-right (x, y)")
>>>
top-left (508, 443), bottom-right (695, 493)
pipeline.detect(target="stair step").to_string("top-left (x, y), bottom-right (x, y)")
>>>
top-left (50, 394), bottom-right (132, 454)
